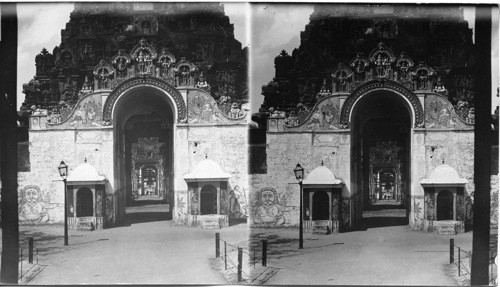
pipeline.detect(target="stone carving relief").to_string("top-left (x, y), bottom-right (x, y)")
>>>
top-left (369, 42), bottom-right (396, 79)
top-left (131, 38), bottom-right (157, 76)
top-left (56, 48), bottom-right (76, 67)
top-left (133, 16), bottom-right (158, 35)
top-left (93, 59), bottom-right (114, 90)
top-left (112, 49), bottom-right (132, 79)
top-left (19, 185), bottom-right (62, 225)
top-left (102, 77), bottom-right (187, 124)
top-left (79, 44), bottom-right (95, 67)
top-left (340, 80), bottom-right (425, 128)
top-left (425, 94), bottom-right (471, 129)
top-left (47, 93), bottom-right (103, 128)
top-left (285, 96), bottom-right (340, 130)
top-left (412, 62), bottom-right (435, 91)
top-left (331, 63), bottom-right (353, 92)
top-left (350, 52), bottom-right (369, 83)
top-left (175, 58), bottom-right (197, 86)
top-left (187, 89), bottom-right (245, 124)
top-left (156, 48), bottom-right (176, 85)
top-left (395, 52), bottom-right (414, 83)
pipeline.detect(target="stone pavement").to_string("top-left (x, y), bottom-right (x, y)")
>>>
top-left (8, 203), bottom-right (248, 284)
top-left (248, 203), bottom-right (475, 285)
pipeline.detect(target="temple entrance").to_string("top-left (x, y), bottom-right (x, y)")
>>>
top-left (351, 90), bottom-right (411, 228)
top-left (113, 84), bottom-right (175, 224)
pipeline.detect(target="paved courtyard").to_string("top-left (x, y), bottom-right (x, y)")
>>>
top-left (1, 202), bottom-right (495, 285)
top-left (248, 202), bottom-right (478, 285)
top-left (8, 203), bottom-right (248, 284)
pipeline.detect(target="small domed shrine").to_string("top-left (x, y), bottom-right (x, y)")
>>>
top-left (302, 162), bottom-right (343, 234)
top-left (66, 159), bottom-right (107, 230)
top-left (184, 156), bottom-right (231, 228)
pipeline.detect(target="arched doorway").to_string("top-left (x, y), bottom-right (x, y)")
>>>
top-left (77, 187), bottom-right (94, 217)
top-left (350, 87), bottom-right (413, 228)
top-left (437, 190), bottom-right (454, 220)
top-left (200, 185), bottom-right (217, 215)
top-left (312, 191), bottom-right (330, 220)
top-left (111, 81), bottom-right (177, 224)
top-left (141, 166), bottom-right (158, 196)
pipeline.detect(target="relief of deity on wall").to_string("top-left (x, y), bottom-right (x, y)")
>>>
top-left (425, 94), bottom-right (469, 129)
top-left (19, 185), bottom-right (61, 225)
top-left (286, 97), bottom-right (340, 130)
top-left (156, 48), bottom-right (176, 85)
top-left (112, 50), bottom-right (132, 79)
top-left (67, 95), bottom-right (103, 127)
top-left (350, 52), bottom-right (369, 82)
top-left (252, 187), bottom-right (293, 226)
top-left (331, 63), bottom-right (353, 92)
top-left (369, 42), bottom-right (396, 79)
top-left (93, 60), bottom-right (114, 90)
top-left (131, 38), bottom-right (157, 76)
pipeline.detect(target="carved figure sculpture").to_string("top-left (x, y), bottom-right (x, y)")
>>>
top-left (137, 50), bottom-right (145, 74)
top-left (230, 102), bottom-right (240, 118)
top-left (180, 65), bottom-right (190, 86)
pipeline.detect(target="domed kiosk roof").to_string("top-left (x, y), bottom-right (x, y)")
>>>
top-left (183, 157), bottom-right (231, 182)
top-left (303, 163), bottom-right (343, 188)
top-left (420, 164), bottom-right (468, 186)
top-left (67, 161), bottom-right (106, 183)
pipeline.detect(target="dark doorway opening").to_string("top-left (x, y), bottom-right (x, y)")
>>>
top-left (77, 187), bottom-right (94, 217)
top-left (437, 190), bottom-right (454, 220)
top-left (312, 191), bottom-right (330, 220)
top-left (351, 90), bottom-right (412, 229)
top-left (200, 185), bottom-right (217, 215)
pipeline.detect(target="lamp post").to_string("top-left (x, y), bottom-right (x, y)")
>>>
top-left (293, 163), bottom-right (304, 249)
top-left (58, 161), bottom-right (68, 246)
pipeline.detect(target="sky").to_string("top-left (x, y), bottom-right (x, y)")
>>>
top-left (15, 3), bottom-right (499, 113)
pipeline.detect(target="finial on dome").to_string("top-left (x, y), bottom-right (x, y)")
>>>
top-left (205, 154), bottom-right (208, 159)
top-left (321, 160), bottom-right (324, 166)
top-left (442, 158), bottom-right (445, 164)
top-left (84, 157), bottom-right (87, 163)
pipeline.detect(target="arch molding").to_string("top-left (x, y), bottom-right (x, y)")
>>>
top-left (340, 80), bottom-right (424, 128)
top-left (102, 76), bottom-right (187, 123)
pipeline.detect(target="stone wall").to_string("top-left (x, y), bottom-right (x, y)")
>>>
top-left (249, 131), bottom-right (352, 228)
top-left (18, 128), bottom-right (114, 226)
top-left (174, 124), bottom-right (248, 225)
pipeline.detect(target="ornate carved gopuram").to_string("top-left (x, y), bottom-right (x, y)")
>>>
top-left (250, 4), bottom-right (496, 234)
top-left (20, 2), bottom-right (248, 126)
top-left (16, 3), bottom-right (249, 229)
top-left (259, 4), bottom-right (475, 127)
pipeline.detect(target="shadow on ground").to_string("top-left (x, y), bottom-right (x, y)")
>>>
top-left (118, 211), bottom-right (170, 226)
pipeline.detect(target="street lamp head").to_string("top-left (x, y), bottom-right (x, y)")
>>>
top-left (58, 160), bottom-right (68, 180)
top-left (294, 163), bottom-right (304, 182)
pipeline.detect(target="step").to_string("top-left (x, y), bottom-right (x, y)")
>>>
top-left (437, 225), bottom-right (456, 235)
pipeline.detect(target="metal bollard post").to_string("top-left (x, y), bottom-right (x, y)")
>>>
top-left (237, 247), bottom-right (243, 282)
top-left (262, 239), bottom-right (267, 267)
top-left (36, 248), bottom-right (39, 265)
top-left (450, 239), bottom-right (454, 264)
top-left (29, 237), bottom-right (34, 264)
top-left (224, 241), bottom-right (227, 270)
top-left (253, 250), bottom-right (256, 268)
top-left (215, 233), bottom-right (220, 258)
top-left (458, 248), bottom-right (461, 276)
top-left (20, 249), bottom-right (23, 280)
